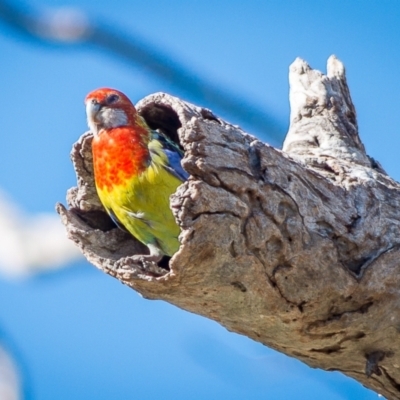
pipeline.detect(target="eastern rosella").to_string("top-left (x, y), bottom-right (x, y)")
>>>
top-left (85, 88), bottom-right (188, 262)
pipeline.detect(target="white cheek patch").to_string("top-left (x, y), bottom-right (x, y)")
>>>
top-left (100, 108), bottom-right (128, 129)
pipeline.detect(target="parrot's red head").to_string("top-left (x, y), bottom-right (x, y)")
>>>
top-left (85, 88), bottom-right (138, 135)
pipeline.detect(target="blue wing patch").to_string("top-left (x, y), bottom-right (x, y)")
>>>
top-left (163, 147), bottom-right (189, 181)
top-left (150, 130), bottom-right (189, 182)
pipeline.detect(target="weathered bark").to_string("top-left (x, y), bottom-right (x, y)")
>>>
top-left (57, 56), bottom-right (400, 399)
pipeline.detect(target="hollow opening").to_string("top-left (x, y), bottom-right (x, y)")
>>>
top-left (139, 103), bottom-right (182, 148)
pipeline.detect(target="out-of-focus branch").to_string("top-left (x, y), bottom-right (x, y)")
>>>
top-left (0, 345), bottom-right (21, 400)
top-left (0, 346), bottom-right (20, 400)
top-left (0, 191), bottom-right (81, 278)
top-left (0, 0), bottom-right (284, 144)
top-left (0, 343), bottom-right (21, 400)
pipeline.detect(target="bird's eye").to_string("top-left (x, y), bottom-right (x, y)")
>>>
top-left (107, 94), bottom-right (120, 104)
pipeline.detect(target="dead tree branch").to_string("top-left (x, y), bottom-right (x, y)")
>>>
top-left (57, 56), bottom-right (400, 399)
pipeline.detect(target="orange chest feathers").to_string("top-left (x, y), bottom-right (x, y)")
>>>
top-left (92, 127), bottom-right (150, 191)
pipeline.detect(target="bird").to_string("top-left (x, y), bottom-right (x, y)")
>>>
top-left (85, 88), bottom-right (188, 263)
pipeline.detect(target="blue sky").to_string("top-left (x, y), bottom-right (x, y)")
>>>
top-left (0, 0), bottom-right (396, 398)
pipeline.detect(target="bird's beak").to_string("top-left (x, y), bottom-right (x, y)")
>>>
top-left (86, 100), bottom-right (101, 135)
top-left (86, 100), bottom-right (101, 121)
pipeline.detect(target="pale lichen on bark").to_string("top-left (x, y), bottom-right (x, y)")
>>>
top-left (57, 56), bottom-right (400, 399)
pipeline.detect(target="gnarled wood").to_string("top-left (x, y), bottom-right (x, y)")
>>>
top-left (57, 56), bottom-right (400, 399)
